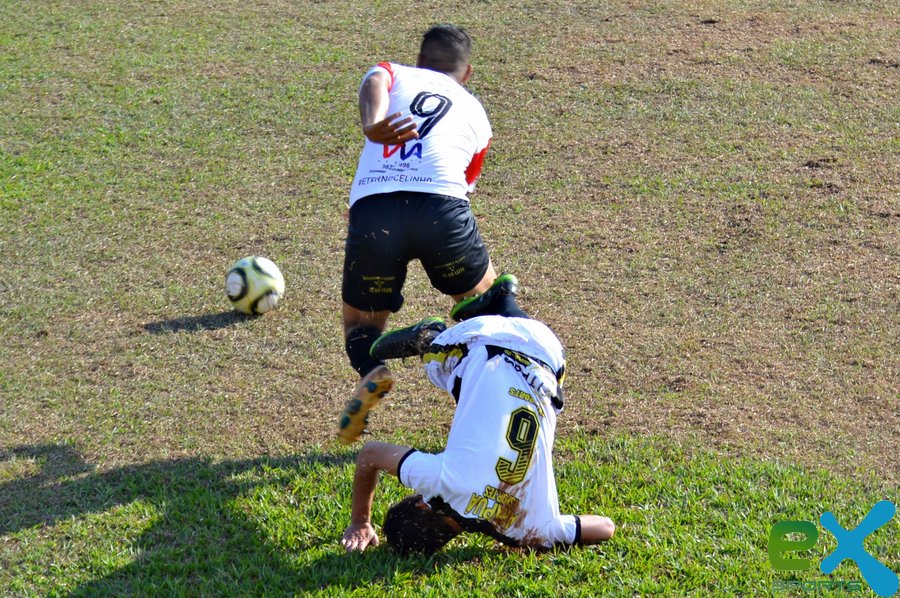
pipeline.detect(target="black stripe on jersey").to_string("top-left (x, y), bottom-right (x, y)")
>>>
top-left (451, 377), bottom-right (462, 404)
top-left (485, 344), bottom-right (565, 410)
top-left (396, 448), bottom-right (418, 484)
top-left (574, 515), bottom-right (582, 545)
top-left (485, 345), bottom-right (555, 379)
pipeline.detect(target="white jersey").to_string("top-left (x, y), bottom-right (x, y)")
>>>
top-left (397, 316), bottom-right (581, 548)
top-left (349, 62), bottom-right (492, 206)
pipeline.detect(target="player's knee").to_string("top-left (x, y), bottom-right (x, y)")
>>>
top-left (342, 304), bottom-right (390, 334)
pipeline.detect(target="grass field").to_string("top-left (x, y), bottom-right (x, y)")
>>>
top-left (1, 0), bottom-right (898, 595)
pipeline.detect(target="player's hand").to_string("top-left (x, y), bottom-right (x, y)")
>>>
top-left (363, 112), bottom-right (419, 145)
top-left (341, 521), bottom-right (380, 552)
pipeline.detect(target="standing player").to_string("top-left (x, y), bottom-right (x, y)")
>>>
top-left (338, 24), bottom-right (517, 444)
top-left (340, 297), bottom-right (616, 553)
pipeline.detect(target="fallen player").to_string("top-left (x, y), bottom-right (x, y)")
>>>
top-left (340, 290), bottom-right (615, 554)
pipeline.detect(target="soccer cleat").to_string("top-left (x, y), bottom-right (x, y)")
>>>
top-left (370, 317), bottom-right (447, 360)
top-left (450, 273), bottom-right (519, 322)
top-left (337, 365), bottom-right (394, 445)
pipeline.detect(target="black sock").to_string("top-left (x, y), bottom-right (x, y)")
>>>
top-left (492, 293), bottom-right (530, 319)
top-left (345, 326), bottom-right (385, 377)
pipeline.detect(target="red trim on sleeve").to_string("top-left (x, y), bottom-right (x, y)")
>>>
top-left (376, 61), bottom-right (395, 91)
top-left (465, 139), bottom-right (492, 185)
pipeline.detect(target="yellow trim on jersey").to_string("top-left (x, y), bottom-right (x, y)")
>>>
top-left (422, 343), bottom-right (467, 365)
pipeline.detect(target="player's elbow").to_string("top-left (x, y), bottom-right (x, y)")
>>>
top-left (579, 515), bottom-right (615, 544)
top-left (357, 441), bottom-right (380, 463)
top-left (355, 441), bottom-right (408, 477)
top-left (599, 516), bottom-right (615, 540)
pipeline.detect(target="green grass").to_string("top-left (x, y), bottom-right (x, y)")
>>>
top-left (1, 0), bottom-right (898, 594)
top-left (2, 435), bottom-right (896, 596)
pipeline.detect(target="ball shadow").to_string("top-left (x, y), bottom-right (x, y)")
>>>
top-left (143, 310), bottom-right (255, 334)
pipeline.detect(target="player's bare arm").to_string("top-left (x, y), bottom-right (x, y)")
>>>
top-left (359, 71), bottom-right (418, 145)
top-left (341, 441), bottom-right (412, 553)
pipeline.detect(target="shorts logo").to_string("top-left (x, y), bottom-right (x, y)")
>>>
top-left (363, 276), bottom-right (394, 295)
top-left (438, 256), bottom-right (466, 279)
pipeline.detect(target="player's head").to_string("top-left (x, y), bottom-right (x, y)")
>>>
top-left (417, 24), bottom-right (474, 83)
top-left (383, 494), bottom-right (461, 555)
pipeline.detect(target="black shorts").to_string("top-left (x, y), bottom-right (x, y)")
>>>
top-left (342, 191), bottom-right (491, 312)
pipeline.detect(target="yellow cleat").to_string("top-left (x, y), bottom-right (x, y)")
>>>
top-left (337, 365), bottom-right (394, 445)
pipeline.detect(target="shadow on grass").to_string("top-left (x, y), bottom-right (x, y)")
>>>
top-left (299, 544), bottom-right (487, 591)
top-left (0, 444), bottom-right (483, 596)
top-left (143, 310), bottom-right (255, 334)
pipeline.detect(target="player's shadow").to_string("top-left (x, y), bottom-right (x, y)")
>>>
top-left (0, 444), bottom-right (483, 596)
top-left (143, 310), bottom-right (253, 334)
top-left (299, 545), bottom-right (486, 593)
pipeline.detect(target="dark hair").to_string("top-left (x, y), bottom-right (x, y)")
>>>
top-left (383, 495), bottom-right (461, 555)
top-left (419, 24), bottom-right (472, 74)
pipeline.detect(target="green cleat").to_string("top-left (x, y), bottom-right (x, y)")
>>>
top-left (370, 317), bottom-right (447, 360)
top-left (450, 273), bottom-right (519, 322)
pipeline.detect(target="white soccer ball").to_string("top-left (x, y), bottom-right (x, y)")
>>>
top-left (225, 256), bottom-right (285, 315)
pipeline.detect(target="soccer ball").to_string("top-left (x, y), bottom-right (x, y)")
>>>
top-left (225, 256), bottom-right (285, 315)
